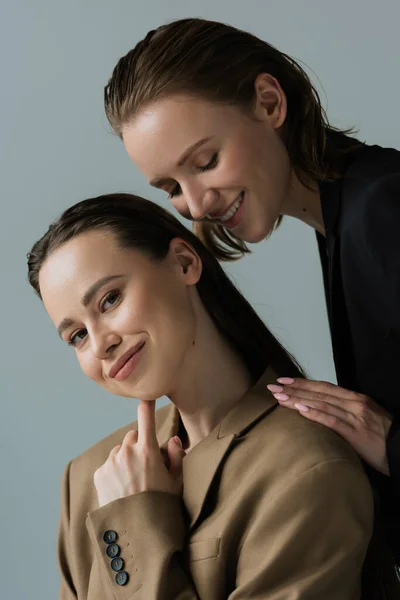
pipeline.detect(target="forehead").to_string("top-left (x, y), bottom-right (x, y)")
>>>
top-left (39, 231), bottom-right (134, 323)
top-left (122, 95), bottom-right (243, 178)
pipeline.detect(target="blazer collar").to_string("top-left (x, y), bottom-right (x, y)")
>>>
top-left (319, 140), bottom-right (367, 237)
top-left (218, 366), bottom-right (278, 437)
top-left (165, 366), bottom-right (279, 529)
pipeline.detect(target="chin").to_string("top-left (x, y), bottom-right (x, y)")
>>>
top-left (248, 215), bottom-right (279, 243)
top-left (125, 378), bottom-right (171, 402)
top-left (242, 227), bottom-right (271, 244)
top-left (113, 362), bottom-right (181, 401)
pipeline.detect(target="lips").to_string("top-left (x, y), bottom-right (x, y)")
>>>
top-left (219, 191), bottom-right (245, 229)
top-left (108, 342), bottom-right (145, 379)
top-left (208, 192), bottom-right (244, 220)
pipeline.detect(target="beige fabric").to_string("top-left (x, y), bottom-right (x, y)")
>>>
top-left (58, 368), bottom-right (373, 599)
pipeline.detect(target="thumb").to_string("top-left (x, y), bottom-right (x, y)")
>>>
top-left (167, 436), bottom-right (186, 479)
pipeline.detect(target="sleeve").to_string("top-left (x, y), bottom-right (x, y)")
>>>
top-left (384, 417), bottom-right (400, 559)
top-left (85, 491), bottom-right (199, 599)
top-left (230, 458), bottom-right (373, 600)
top-left (360, 172), bottom-right (400, 503)
top-left (387, 418), bottom-right (400, 490)
top-left (57, 461), bottom-right (78, 600)
top-left (362, 171), bottom-right (400, 327)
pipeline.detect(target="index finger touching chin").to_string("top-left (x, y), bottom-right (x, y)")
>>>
top-left (137, 400), bottom-right (157, 446)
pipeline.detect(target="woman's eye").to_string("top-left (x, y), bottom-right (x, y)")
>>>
top-left (167, 152), bottom-right (219, 199)
top-left (168, 183), bottom-right (182, 199)
top-left (68, 329), bottom-right (87, 347)
top-left (198, 152), bottom-right (219, 173)
top-left (101, 289), bottom-right (120, 311)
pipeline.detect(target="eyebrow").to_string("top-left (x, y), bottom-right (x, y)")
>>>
top-left (149, 136), bottom-right (214, 188)
top-left (57, 274), bottom-right (125, 339)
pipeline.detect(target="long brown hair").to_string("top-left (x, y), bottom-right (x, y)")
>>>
top-left (27, 193), bottom-right (303, 382)
top-left (104, 17), bottom-right (362, 260)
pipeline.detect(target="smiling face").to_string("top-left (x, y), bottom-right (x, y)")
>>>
top-left (122, 79), bottom-right (293, 243)
top-left (39, 229), bottom-right (202, 400)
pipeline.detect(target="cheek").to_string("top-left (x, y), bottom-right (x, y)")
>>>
top-left (114, 300), bottom-right (140, 330)
top-left (78, 353), bottom-right (102, 383)
top-left (260, 131), bottom-right (291, 178)
top-left (223, 131), bottom-right (265, 181)
top-left (151, 285), bottom-right (195, 348)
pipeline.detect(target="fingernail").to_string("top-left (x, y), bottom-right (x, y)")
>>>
top-left (274, 393), bottom-right (289, 401)
top-left (295, 403), bottom-right (309, 412)
top-left (174, 436), bottom-right (182, 448)
top-left (277, 377), bottom-right (295, 385)
top-left (267, 384), bottom-right (284, 393)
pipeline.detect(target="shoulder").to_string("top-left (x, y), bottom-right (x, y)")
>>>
top-left (341, 144), bottom-right (400, 235)
top-left (269, 403), bottom-right (361, 465)
top-left (229, 403), bottom-right (373, 537)
top-left (246, 403), bottom-right (367, 494)
top-left (344, 143), bottom-right (400, 185)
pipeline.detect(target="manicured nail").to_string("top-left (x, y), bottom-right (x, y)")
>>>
top-left (295, 403), bottom-right (309, 412)
top-left (267, 384), bottom-right (284, 393)
top-left (274, 393), bottom-right (289, 401)
top-left (277, 377), bottom-right (295, 385)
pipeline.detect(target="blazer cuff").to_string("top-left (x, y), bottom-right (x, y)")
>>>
top-left (85, 491), bottom-right (186, 599)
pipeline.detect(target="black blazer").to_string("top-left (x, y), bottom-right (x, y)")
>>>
top-left (316, 143), bottom-right (400, 553)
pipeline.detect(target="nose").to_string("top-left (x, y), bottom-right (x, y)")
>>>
top-left (182, 182), bottom-right (218, 221)
top-left (90, 326), bottom-right (121, 360)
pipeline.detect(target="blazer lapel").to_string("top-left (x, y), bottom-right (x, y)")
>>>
top-left (319, 178), bottom-right (358, 389)
top-left (319, 178), bottom-right (342, 323)
top-left (156, 401), bottom-right (180, 447)
top-left (182, 428), bottom-right (236, 530)
top-left (182, 367), bottom-right (278, 530)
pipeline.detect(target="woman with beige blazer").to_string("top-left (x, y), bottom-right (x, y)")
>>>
top-left (28, 193), bottom-right (373, 599)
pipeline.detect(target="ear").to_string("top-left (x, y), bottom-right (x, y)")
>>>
top-left (252, 73), bottom-right (287, 130)
top-left (168, 238), bottom-right (202, 286)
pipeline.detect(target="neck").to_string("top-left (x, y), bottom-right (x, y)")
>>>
top-left (282, 170), bottom-right (325, 235)
top-left (166, 302), bottom-right (252, 453)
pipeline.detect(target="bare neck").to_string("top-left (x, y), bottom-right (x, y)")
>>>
top-left (166, 301), bottom-right (252, 453)
top-left (282, 170), bottom-right (325, 235)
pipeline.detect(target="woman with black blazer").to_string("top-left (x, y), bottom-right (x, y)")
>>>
top-left (103, 17), bottom-right (400, 566)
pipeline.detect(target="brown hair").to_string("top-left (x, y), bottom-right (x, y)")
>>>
top-left (104, 18), bottom-right (362, 259)
top-left (27, 193), bottom-right (303, 382)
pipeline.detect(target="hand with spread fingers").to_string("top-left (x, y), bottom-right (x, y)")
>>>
top-left (94, 400), bottom-right (186, 508)
top-left (267, 378), bottom-right (393, 476)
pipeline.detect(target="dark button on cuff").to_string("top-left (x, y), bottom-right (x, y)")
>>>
top-left (106, 543), bottom-right (120, 558)
top-left (116, 571), bottom-right (129, 586)
top-left (103, 530), bottom-right (118, 544)
top-left (111, 557), bottom-right (125, 572)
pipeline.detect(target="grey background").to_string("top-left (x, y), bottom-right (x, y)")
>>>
top-left (1, 1), bottom-right (399, 598)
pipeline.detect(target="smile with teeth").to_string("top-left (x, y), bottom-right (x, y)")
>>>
top-left (218, 192), bottom-right (244, 223)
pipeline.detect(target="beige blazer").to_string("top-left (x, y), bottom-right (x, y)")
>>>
top-left (58, 368), bottom-right (373, 599)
